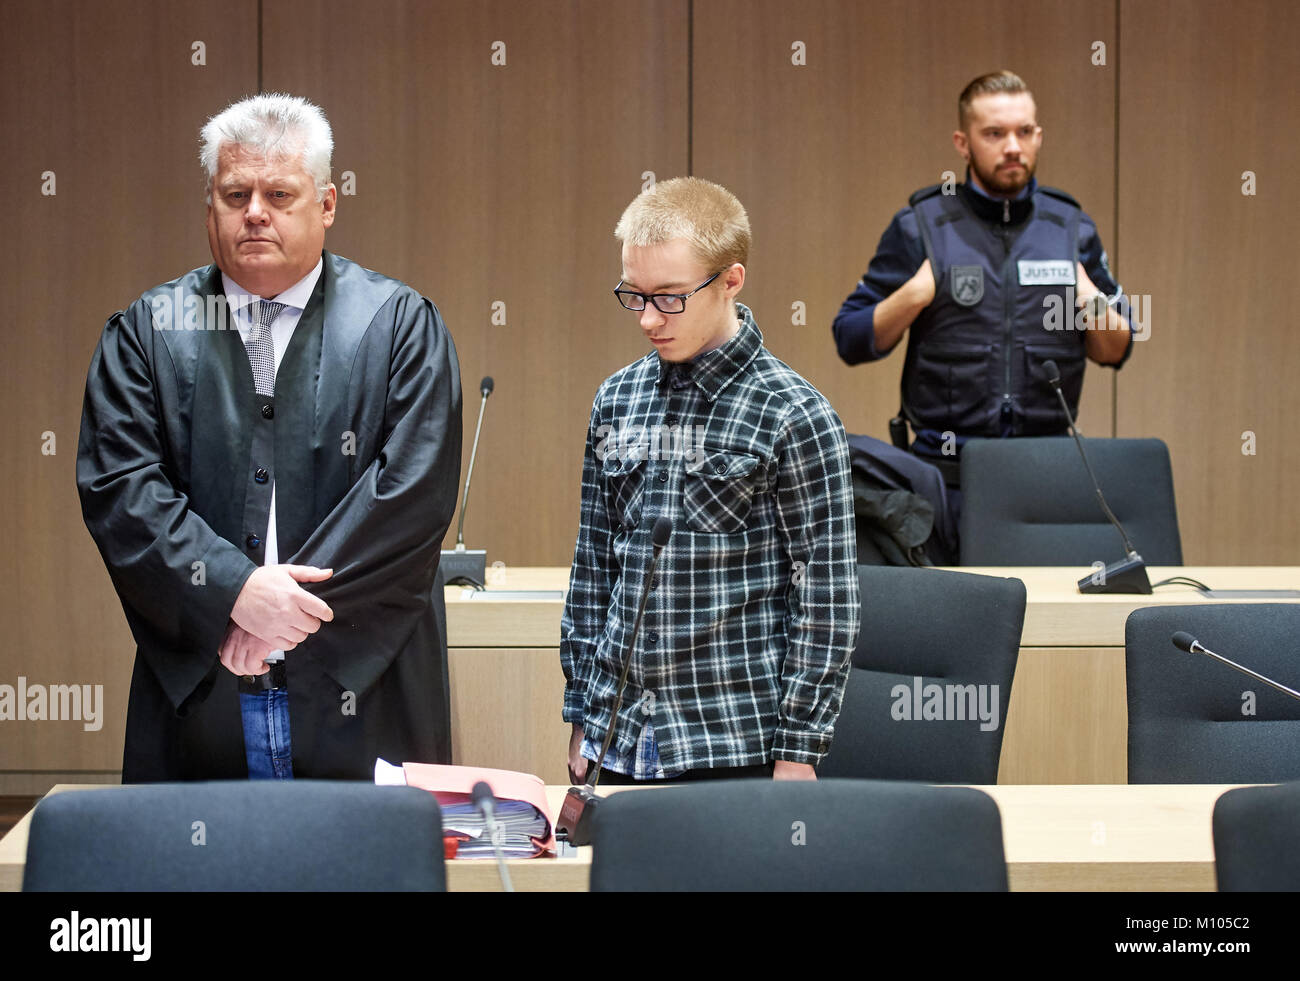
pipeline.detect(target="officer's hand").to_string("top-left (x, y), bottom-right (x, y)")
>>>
top-left (1076, 262), bottom-right (1101, 301)
top-left (567, 723), bottom-right (589, 784)
top-left (230, 565), bottom-right (335, 652)
top-left (907, 259), bottom-right (936, 306)
top-left (218, 621), bottom-right (276, 676)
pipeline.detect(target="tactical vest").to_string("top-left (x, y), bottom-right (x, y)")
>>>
top-left (901, 183), bottom-right (1088, 438)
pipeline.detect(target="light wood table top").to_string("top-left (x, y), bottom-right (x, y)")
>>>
top-left (446, 567), bottom-right (1300, 648)
top-left (0, 782), bottom-right (1244, 892)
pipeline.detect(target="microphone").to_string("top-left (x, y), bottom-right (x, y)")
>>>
top-left (556, 516), bottom-right (673, 847)
top-left (1042, 359), bottom-right (1152, 595)
top-left (441, 375), bottom-right (494, 588)
top-left (1170, 631), bottom-right (1300, 702)
top-left (471, 779), bottom-right (514, 892)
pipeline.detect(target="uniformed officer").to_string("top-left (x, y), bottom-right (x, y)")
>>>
top-left (833, 70), bottom-right (1135, 485)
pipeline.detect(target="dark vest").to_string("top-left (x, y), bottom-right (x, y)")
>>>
top-left (902, 181), bottom-right (1088, 438)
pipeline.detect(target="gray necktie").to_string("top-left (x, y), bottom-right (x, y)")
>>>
top-left (244, 300), bottom-right (285, 396)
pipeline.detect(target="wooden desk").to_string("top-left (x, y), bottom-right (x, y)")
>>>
top-left (0, 783), bottom-right (1240, 892)
top-left (445, 567), bottom-right (1300, 785)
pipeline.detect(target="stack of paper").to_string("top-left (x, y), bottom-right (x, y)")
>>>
top-left (374, 759), bottom-right (554, 858)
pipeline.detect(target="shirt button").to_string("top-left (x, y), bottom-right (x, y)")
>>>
top-left (648, 632), bottom-right (659, 644)
top-left (261, 404), bottom-right (274, 419)
top-left (254, 468), bottom-right (269, 484)
top-left (246, 534), bottom-right (262, 549)
top-left (665, 417), bottom-right (678, 427)
top-left (715, 463), bottom-right (727, 474)
top-left (657, 470), bottom-right (668, 483)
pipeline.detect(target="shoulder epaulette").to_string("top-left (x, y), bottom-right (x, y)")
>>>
top-left (908, 184), bottom-right (943, 207)
top-left (1037, 185), bottom-right (1081, 209)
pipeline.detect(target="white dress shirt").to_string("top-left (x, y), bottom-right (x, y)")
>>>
top-left (221, 257), bottom-right (324, 661)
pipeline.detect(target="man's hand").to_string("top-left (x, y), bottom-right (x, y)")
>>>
top-left (871, 259), bottom-right (935, 354)
top-left (218, 621), bottom-right (276, 676)
top-left (773, 761), bottom-right (817, 781)
top-left (1076, 261), bottom-right (1132, 365)
top-left (906, 258), bottom-right (936, 306)
top-left (230, 564), bottom-right (334, 651)
top-left (1075, 262), bottom-right (1104, 306)
top-left (568, 723), bottom-right (589, 785)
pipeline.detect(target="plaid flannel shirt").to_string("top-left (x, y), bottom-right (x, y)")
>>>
top-left (560, 303), bottom-right (859, 772)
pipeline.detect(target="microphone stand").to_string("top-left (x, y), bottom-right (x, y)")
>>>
top-left (555, 517), bottom-right (673, 847)
top-left (1172, 632), bottom-right (1300, 703)
top-left (441, 377), bottom-right (493, 588)
top-left (1042, 360), bottom-right (1152, 595)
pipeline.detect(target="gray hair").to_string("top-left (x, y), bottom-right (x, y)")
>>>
top-left (199, 93), bottom-right (333, 202)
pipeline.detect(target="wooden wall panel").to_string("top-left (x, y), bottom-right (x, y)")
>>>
top-left (4, 0), bottom-right (1298, 788)
top-left (691, 0), bottom-right (1119, 444)
top-left (262, 0), bottom-right (689, 567)
top-left (0, 1), bottom-right (258, 775)
top-left (1116, 0), bottom-right (1300, 563)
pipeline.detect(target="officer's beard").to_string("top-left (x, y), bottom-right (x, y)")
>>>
top-left (969, 155), bottom-right (1036, 197)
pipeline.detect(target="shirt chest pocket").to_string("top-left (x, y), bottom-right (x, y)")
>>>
top-left (683, 450), bottom-right (765, 534)
top-left (602, 454), bottom-right (647, 529)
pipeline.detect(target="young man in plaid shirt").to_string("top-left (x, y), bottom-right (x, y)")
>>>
top-left (561, 177), bottom-right (860, 783)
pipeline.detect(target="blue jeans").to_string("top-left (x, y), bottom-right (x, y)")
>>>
top-left (240, 690), bottom-right (294, 780)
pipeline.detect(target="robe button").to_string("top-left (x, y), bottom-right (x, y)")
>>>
top-left (254, 468), bottom-right (269, 484)
top-left (261, 404), bottom-right (274, 419)
top-left (246, 534), bottom-right (262, 549)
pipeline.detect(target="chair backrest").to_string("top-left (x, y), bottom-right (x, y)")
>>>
top-left (1213, 783), bottom-right (1300, 891)
top-left (589, 780), bottom-right (1007, 891)
top-left (1126, 605), bottom-right (1300, 783)
top-left (959, 437), bottom-right (1182, 566)
top-left (818, 566), bottom-right (1024, 783)
top-left (23, 781), bottom-right (445, 891)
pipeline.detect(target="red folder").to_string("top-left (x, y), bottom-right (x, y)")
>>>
top-left (402, 762), bottom-right (555, 857)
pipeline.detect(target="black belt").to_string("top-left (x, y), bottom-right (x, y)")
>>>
top-left (238, 660), bottom-right (288, 693)
top-left (913, 451), bottom-right (962, 488)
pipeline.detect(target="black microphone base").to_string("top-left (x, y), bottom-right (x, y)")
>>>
top-left (1077, 553), bottom-right (1152, 595)
top-left (440, 548), bottom-right (486, 589)
top-left (555, 786), bottom-right (602, 847)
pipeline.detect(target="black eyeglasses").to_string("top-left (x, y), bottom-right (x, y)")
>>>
top-left (614, 270), bottom-right (721, 314)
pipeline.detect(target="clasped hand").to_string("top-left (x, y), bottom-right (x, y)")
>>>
top-left (219, 565), bottom-right (334, 675)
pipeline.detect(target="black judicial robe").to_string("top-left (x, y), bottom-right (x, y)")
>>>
top-left (76, 251), bottom-right (463, 781)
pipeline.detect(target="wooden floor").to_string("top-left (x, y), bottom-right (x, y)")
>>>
top-left (0, 797), bottom-right (38, 839)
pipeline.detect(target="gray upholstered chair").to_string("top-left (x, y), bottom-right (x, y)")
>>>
top-left (1213, 783), bottom-right (1300, 891)
top-left (589, 780), bottom-right (1008, 891)
top-left (23, 781), bottom-right (445, 891)
top-left (818, 566), bottom-right (1024, 783)
top-left (960, 437), bottom-right (1181, 566)
top-left (1126, 605), bottom-right (1300, 783)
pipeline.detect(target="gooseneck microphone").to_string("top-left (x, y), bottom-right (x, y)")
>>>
top-left (1042, 359), bottom-right (1152, 595)
top-left (556, 516), bottom-right (673, 846)
top-left (456, 376), bottom-right (494, 547)
top-left (441, 376), bottom-right (493, 587)
top-left (472, 779), bottom-right (514, 892)
top-left (1171, 631), bottom-right (1300, 702)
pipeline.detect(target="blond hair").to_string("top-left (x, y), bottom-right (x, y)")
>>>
top-left (615, 177), bottom-right (750, 271)
top-left (958, 70), bottom-right (1033, 129)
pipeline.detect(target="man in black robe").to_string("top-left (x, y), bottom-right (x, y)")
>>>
top-left (76, 93), bottom-right (462, 781)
